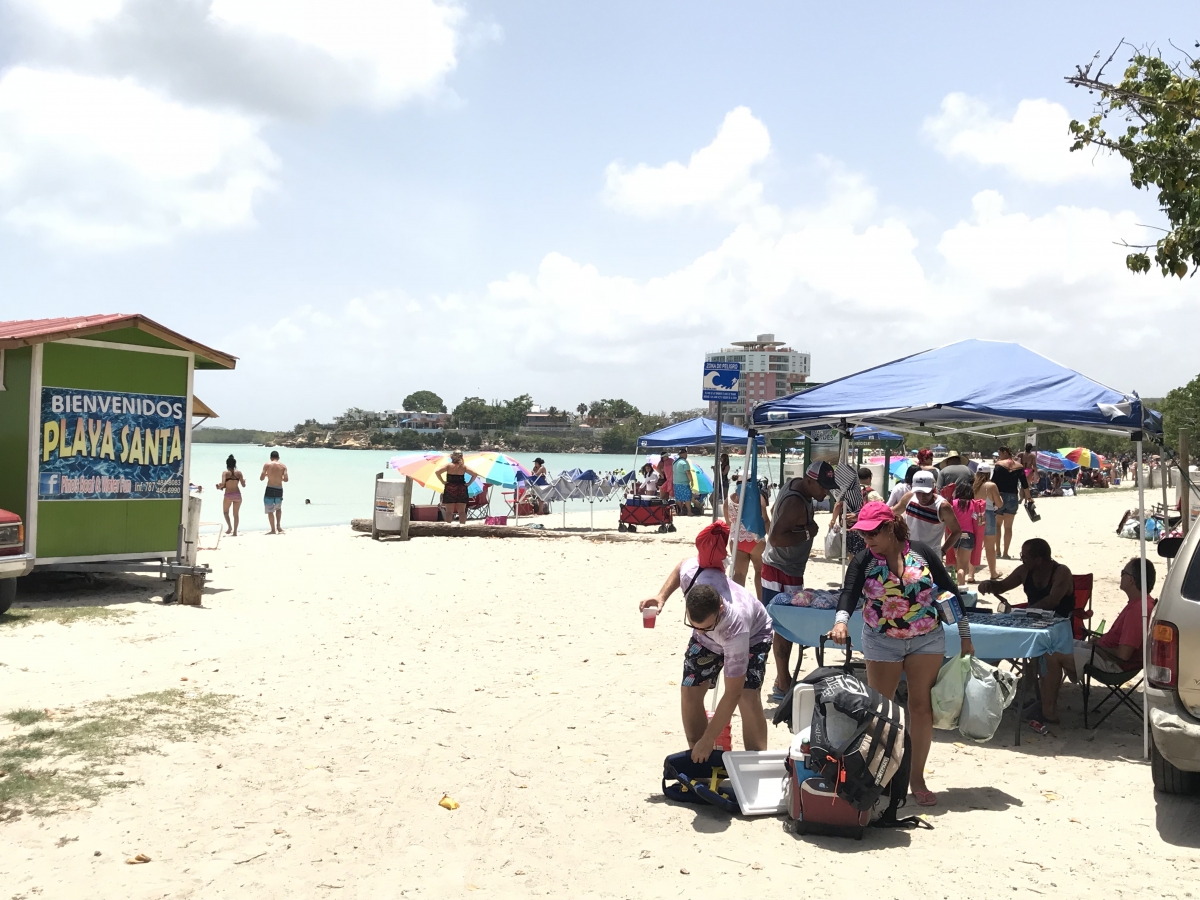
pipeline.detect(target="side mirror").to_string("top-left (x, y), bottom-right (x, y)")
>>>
top-left (1158, 536), bottom-right (1184, 559)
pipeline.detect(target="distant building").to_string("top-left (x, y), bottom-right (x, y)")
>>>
top-left (391, 410), bottom-right (450, 432)
top-left (705, 333), bottom-right (810, 425)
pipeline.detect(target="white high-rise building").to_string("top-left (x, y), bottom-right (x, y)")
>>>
top-left (705, 333), bottom-right (811, 425)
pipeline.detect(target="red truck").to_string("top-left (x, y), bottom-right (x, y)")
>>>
top-left (0, 507), bottom-right (26, 614)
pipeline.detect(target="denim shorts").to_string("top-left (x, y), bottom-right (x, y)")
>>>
top-left (860, 625), bottom-right (946, 663)
top-left (999, 492), bottom-right (1019, 515)
top-left (985, 509), bottom-right (997, 536)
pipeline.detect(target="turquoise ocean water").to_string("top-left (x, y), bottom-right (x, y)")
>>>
top-left (190, 445), bottom-right (743, 533)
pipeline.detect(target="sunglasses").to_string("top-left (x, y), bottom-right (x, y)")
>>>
top-left (685, 603), bottom-right (724, 632)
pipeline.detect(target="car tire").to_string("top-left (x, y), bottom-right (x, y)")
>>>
top-left (0, 578), bottom-right (14, 615)
top-left (1151, 735), bottom-right (1200, 795)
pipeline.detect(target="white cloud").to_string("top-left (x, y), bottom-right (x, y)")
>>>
top-left (604, 106), bottom-right (770, 217)
top-left (0, 0), bottom-right (468, 246)
top-left (0, 66), bottom-right (275, 247)
top-left (208, 0), bottom-right (463, 109)
top-left (9, 0), bottom-right (124, 32)
top-left (224, 106), bottom-right (1200, 424)
top-left (924, 92), bottom-right (1124, 184)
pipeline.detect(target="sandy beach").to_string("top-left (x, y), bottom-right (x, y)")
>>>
top-left (2, 484), bottom-right (1199, 898)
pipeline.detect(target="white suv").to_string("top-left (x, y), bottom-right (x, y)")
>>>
top-left (1148, 533), bottom-right (1200, 794)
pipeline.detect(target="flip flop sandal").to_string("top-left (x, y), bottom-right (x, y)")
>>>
top-left (913, 790), bottom-right (937, 807)
top-left (768, 688), bottom-right (788, 703)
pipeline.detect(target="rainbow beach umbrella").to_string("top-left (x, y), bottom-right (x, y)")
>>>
top-left (388, 453), bottom-right (483, 497)
top-left (689, 464), bottom-right (714, 496)
top-left (463, 451), bottom-right (531, 488)
top-left (1059, 447), bottom-right (1106, 469)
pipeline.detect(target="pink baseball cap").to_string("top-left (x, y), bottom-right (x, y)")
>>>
top-left (851, 500), bottom-right (895, 532)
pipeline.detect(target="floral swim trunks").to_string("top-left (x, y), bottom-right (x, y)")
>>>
top-left (681, 635), bottom-right (771, 690)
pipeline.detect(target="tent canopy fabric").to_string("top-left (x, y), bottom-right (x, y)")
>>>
top-left (751, 340), bottom-right (1161, 437)
top-left (637, 416), bottom-right (765, 448)
top-left (851, 426), bottom-right (904, 442)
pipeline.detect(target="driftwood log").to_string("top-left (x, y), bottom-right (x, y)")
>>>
top-left (349, 518), bottom-right (688, 542)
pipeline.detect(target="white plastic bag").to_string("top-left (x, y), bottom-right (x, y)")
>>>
top-left (958, 657), bottom-right (1019, 743)
top-left (931, 655), bottom-right (972, 730)
top-left (824, 522), bottom-right (843, 561)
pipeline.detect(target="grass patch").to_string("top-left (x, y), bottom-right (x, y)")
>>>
top-left (0, 607), bottom-right (133, 629)
top-left (0, 689), bottom-right (238, 819)
top-left (3, 709), bottom-right (48, 727)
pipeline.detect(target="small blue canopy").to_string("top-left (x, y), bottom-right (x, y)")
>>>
top-left (851, 426), bottom-right (904, 442)
top-left (637, 416), bottom-right (765, 448)
top-left (752, 340), bottom-right (1161, 437)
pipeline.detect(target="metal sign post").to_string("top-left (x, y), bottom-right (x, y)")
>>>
top-left (703, 361), bottom-right (739, 523)
top-left (712, 402), bottom-right (724, 522)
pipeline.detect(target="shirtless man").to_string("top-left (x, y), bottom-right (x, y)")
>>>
top-left (260, 450), bottom-right (289, 534)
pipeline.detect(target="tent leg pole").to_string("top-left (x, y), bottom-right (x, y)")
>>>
top-left (713, 403), bottom-right (723, 523)
top-left (840, 430), bottom-right (849, 584)
top-left (727, 433), bottom-right (753, 577)
top-left (1138, 438), bottom-right (1149, 760)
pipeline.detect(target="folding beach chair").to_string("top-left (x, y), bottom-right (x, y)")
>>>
top-left (1070, 574), bottom-right (1094, 640)
top-left (466, 484), bottom-right (491, 521)
top-left (1081, 643), bottom-right (1143, 730)
top-left (502, 488), bottom-right (536, 517)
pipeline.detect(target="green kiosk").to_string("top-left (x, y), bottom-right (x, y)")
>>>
top-left (0, 315), bottom-right (236, 610)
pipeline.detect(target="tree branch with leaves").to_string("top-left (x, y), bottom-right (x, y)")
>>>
top-left (1067, 40), bottom-right (1200, 277)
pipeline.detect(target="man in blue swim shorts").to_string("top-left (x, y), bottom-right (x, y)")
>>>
top-left (260, 450), bottom-right (289, 534)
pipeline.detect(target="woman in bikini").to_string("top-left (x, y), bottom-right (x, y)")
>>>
top-left (216, 455), bottom-right (246, 536)
top-left (435, 450), bottom-right (477, 524)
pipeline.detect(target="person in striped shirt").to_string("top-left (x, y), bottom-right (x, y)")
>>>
top-left (889, 470), bottom-right (961, 558)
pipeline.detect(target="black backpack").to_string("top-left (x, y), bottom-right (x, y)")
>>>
top-left (771, 636), bottom-right (866, 729)
top-left (808, 674), bottom-right (908, 812)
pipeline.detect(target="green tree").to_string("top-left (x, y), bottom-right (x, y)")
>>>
top-left (600, 421), bottom-right (641, 453)
top-left (452, 397), bottom-right (491, 428)
top-left (502, 394), bottom-right (535, 428)
top-left (402, 390), bottom-right (446, 412)
top-left (576, 403), bottom-right (588, 418)
top-left (586, 398), bottom-right (641, 424)
top-left (1160, 374), bottom-right (1200, 453)
top-left (1067, 44), bottom-right (1200, 276)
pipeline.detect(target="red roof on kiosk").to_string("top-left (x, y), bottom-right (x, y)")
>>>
top-left (0, 314), bottom-right (236, 369)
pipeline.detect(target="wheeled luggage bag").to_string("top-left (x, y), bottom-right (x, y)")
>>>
top-left (793, 776), bottom-right (870, 839)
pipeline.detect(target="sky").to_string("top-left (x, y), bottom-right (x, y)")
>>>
top-left (1, 0), bottom-right (1197, 428)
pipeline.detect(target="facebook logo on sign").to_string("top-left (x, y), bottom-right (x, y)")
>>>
top-left (39, 473), bottom-right (60, 497)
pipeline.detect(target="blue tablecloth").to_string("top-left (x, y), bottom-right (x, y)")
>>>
top-left (768, 606), bottom-right (1074, 660)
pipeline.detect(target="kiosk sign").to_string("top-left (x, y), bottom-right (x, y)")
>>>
top-left (702, 361), bottom-right (741, 402)
top-left (38, 387), bottom-right (187, 500)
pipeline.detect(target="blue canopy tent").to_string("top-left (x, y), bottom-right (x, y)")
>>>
top-left (851, 426), bottom-right (904, 442)
top-left (636, 417), bottom-right (765, 449)
top-left (741, 338), bottom-right (1162, 757)
top-left (637, 417), bottom-right (765, 522)
top-left (848, 426), bottom-right (905, 495)
top-left (751, 340), bottom-right (1159, 437)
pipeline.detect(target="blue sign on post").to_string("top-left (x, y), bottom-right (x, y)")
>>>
top-left (702, 361), bottom-right (741, 402)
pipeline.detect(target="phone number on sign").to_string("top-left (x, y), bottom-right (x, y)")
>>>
top-left (134, 480), bottom-right (182, 495)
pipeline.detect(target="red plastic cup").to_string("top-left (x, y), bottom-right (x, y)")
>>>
top-left (707, 711), bottom-right (733, 751)
top-left (642, 607), bottom-right (658, 629)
